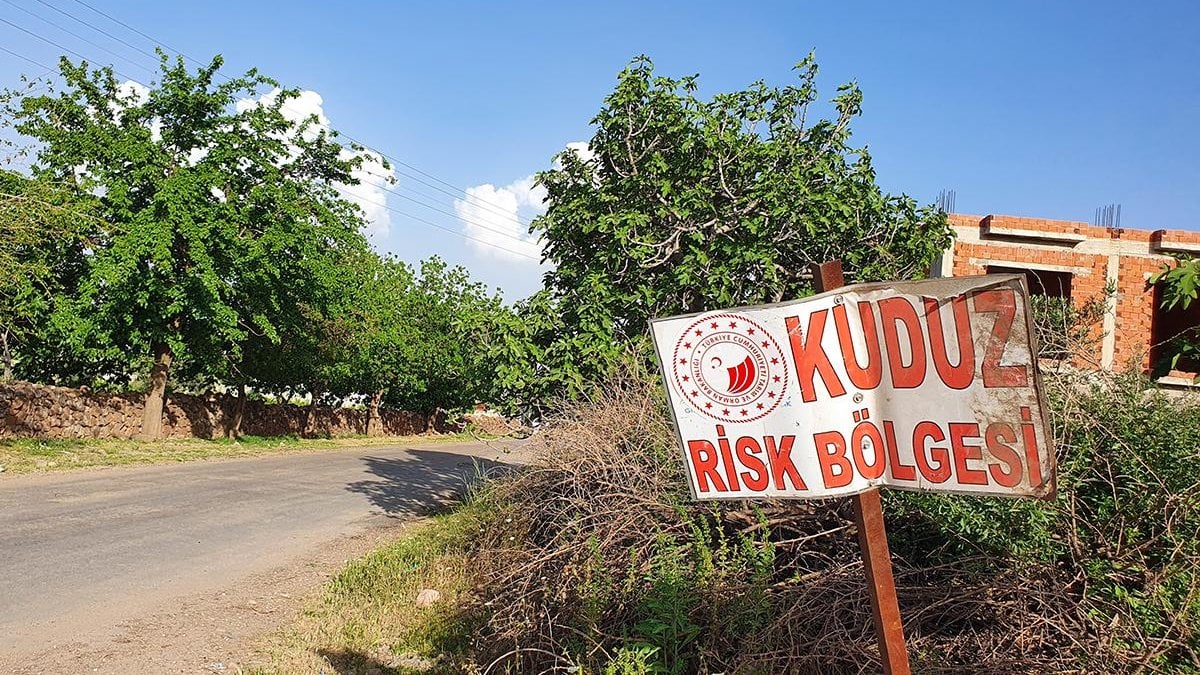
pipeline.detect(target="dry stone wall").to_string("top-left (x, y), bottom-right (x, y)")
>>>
top-left (0, 381), bottom-right (433, 440)
top-left (463, 411), bottom-right (527, 436)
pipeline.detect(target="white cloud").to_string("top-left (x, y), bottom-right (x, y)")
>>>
top-left (455, 141), bottom-right (594, 263)
top-left (111, 82), bottom-right (394, 237)
top-left (114, 80), bottom-right (149, 107)
top-left (235, 87), bottom-right (396, 238)
top-left (340, 148), bottom-right (394, 239)
top-left (563, 141), bottom-right (594, 165)
top-left (111, 80), bottom-right (160, 140)
top-left (185, 147), bottom-right (208, 166)
top-left (236, 88), bottom-right (329, 143)
top-left (454, 176), bottom-right (545, 262)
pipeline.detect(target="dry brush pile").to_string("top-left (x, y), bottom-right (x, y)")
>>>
top-left (447, 367), bottom-right (1200, 674)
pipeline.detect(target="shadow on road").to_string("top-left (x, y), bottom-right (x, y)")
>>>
top-left (345, 448), bottom-right (514, 518)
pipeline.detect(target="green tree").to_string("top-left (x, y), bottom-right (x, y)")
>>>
top-left (215, 244), bottom-right (374, 437)
top-left (488, 289), bottom-right (586, 419)
top-left (1154, 257), bottom-right (1200, 311)
top-left (498, 56), bottom-right (953, 414)
top-left (0, 172), bottom-right (93, 381)
top-left (5, 54), bottom-right (375, 438)
top-left (323, 255), bottom-right (505, 426)
top-left (328, 255), bottom-right (423, 433)
top-left (231, 252), bottom-right (504, 436)
top-left (394, 256), bottom-right (507, 413)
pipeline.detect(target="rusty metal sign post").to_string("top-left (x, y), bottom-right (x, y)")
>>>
top-left (649, 258), bottom-right (1056, 673)
top-left (813, 260), bottom-right (909, 675)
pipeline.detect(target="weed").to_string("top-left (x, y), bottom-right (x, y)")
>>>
top-left (0, 432), bottom-right (481, 475)
top-left (263, 368), bottom-right (1200, 673)
top-left (254, 502), bottom-right (492, 674)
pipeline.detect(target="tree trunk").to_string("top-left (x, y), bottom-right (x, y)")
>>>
top-left (366, 389), bottom-right (384, 436)
top-left (138, 343), bottom-right (173, 441)
top-left (303, 382), bottom-right (322, 438)
top-left (0, 327), bottom-right (12, 382)
top-left (228, 381), bottom-right (247, 439)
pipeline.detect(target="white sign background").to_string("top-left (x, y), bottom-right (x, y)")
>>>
top-left (650, 274), bottom-right (1056, 501)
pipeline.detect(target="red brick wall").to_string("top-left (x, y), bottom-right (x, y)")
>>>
top-left (1113, 257), bottom-right (1160, 370)
top-left (945, 213), bottom-right (1197, 373)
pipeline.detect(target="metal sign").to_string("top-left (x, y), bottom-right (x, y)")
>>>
top-left (650, 273), bottom-right (1056, 502)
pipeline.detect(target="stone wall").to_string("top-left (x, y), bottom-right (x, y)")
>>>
top-left (0, 381), bottom-right (433, 440)
top-left (463, 411), bottom-right (527, 437)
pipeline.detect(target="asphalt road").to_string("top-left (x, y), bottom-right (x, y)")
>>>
top-left (0, 438), bottom-right (520, 664)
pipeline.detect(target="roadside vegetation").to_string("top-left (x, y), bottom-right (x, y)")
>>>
top-left (0, 431), bottom-right (480, 476)
top-left (1, 55), bottom-right (510, 440)
top-left (5, 53), bottom-right (1194, 440)
top-left (257, 366), bottom-right (1200, 674)
top-left (256, 507), bottom-right (488, 675)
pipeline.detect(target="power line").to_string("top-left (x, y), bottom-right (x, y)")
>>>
top-left (333, 164), bottom-right (535, 246)
top-left (57, 0), bottom-right (538, 229)
top-left (28, 0), bottom-right (163, 67)
top-left (0, 15), bottom-right (142, 84)
top-left (330, 184), bottom-right (542, 262)
top-left (0, 44), bottom-right (538, 259)
top-left (389, 154), bottom-right (537, 225)
top-left (0, 56), bottom-right (538, 260)
top-left (0, 0), bottom-right (156, 77)
top-left (336, 162), bottom-right (536, 246)
top-left (5, 4), bottom-right (542, 257)
top-left (0, 16), bottom-right (89, 65)
top-left (0, 43), bottom-right (56, 72)
top-left (386, 163), bottom-right (534, 228)
top-left (377, 181), bottom-right (532, 242)
top-left (65, 0), bottom-right (181, 58)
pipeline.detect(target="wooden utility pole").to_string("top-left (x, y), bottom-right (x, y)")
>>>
top-left (811, 260), bottom-right (911, 675)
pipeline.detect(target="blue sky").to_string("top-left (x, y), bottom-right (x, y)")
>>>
top-left (2, 1), bottom-right (1197, 299)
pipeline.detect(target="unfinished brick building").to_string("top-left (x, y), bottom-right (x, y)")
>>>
top-left (937, 214), bottom-right (1200, 382)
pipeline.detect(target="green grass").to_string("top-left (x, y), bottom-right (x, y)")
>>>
top-left (253, 503), bottom-right (488, 674)
top-left (0, 432), bottom-right (479, 476)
